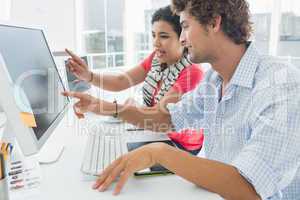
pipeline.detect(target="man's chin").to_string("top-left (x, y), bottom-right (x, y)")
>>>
top-left (188, 53), bottom-right (203, 63)
top-left (187, 53), bottom-right (197, 63)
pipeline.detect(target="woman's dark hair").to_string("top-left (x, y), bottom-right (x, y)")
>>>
top-left (151, 5), bottom-right (182, 38)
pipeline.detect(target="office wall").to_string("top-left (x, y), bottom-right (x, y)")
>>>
top-left (10, 0), bottom-right (77, 51)
top-left (0, 0), bottom-right (11, 20)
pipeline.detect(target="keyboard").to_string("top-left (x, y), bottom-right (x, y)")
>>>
top-left (81, 134), bottom-right (127, 176)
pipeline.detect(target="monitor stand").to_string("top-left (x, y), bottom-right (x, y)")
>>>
top-left (0, 120), bottom-right (65, 164)
top-left (37, 131), bottom-right (65, 165)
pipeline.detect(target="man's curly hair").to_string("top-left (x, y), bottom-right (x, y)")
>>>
top-left (172, 0), bottom-right (253, 44)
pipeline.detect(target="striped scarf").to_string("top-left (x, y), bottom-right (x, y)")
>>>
top-left (142, 54), bottom-right (192, 106)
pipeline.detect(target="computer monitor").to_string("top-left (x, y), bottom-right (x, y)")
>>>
top-left (0, 23), bottom-right (69, 157)
top-left (0, 105), bottom-right (5, 128)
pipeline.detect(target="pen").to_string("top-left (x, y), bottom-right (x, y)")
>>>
top-left (8, 169), bottom-right (23, 176)
top-left (134, 171), bottom-right (173, 177)
top-left (10, 185), bottom-right (25, 190)
top-left (6, 143), bottom-right (13, 154)
top-left (0, 143), bottom-right (5, 153)
top-left (126, 128), bottom-right (145, 131)
top-left (10, 179), bottom-right (24, 185)
top-left (11, 161), bottom-right (22, 165)
top-left (0, 153), bottom-right (5, 179)
top-left (0, 142), bottom-right (13, 160)
top-left (11, 165), bottom-right (22, 171)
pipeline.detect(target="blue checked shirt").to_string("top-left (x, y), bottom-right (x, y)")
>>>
top-left (167, 43), bottom-right (300, 200)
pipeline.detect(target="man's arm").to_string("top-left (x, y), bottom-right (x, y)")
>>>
top-left (92, 142), bottom-right (260, 200)
top-left (154, 143), bottom-right (261, 200)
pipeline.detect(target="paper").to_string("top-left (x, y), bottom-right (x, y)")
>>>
top-left (19, 112), bottom-right (37, 128)
top-left (8, 155), bottom-right (42, 200)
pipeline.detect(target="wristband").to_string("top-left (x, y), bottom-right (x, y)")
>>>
top-left (87, 72), bottom-right (93, 83)
top-left (113, 99), bottom-right (118, 118)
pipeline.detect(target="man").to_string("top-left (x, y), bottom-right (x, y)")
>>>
top-left (63, 0), bottom-right (300, 199)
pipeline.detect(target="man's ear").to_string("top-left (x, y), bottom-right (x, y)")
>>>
top-left (211, 15), bottom-right (222, 33)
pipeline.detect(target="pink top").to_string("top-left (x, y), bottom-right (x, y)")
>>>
top-left (140, 52), bottom-right (203, 104)
top-left (140, 52), bottom-right (204, 151)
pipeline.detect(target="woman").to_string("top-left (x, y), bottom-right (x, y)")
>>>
top-left (64, 6), bottom-right (204, 155)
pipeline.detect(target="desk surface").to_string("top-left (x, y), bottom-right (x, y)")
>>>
top-left (1, 112), bottom-right (222, 200)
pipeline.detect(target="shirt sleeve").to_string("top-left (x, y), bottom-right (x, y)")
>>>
top-left (172, 64), bottom-right (204, 93)
top-left (139, 52), bottom-right (155, 72)
top-left (231, 82), bottom-right (300, 199)
top-left (167, 69), bottom-right (216, 132)
top-left (167, 85), bottom-right (206, 132)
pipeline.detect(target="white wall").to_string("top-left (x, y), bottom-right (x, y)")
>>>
top-left (10, 0), bottom-right (77, 51)
top-left (0, 0), bottom-right (11, 20)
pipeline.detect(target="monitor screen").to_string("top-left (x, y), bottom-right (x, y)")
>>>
top-left (0, 24), bottom-right (69, 140)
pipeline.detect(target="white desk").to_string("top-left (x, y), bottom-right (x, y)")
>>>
top-left (38, 114), bottom-right (222, 200)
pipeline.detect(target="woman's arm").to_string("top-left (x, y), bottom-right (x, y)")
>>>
top-left (61, 91), bottom-right (174, 132)
top-left (90, 65), bottom-right (147, 91)
top-left (65, 49), bottom-right (147, 91)
top-left (62, 74), bottom-right (191, 131)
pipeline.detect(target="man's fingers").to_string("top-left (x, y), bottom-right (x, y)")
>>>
top-left (93, 158), bottom-right (122, 189)
top-left (98, 175), bottom-right (114, 192)
top-left (113, 170), bottom-right (131, 195)
top-left (98, 162), bottom-right (125, 192)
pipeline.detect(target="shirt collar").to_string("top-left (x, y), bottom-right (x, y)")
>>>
top-left (228, 42), bottom-right (261, 89)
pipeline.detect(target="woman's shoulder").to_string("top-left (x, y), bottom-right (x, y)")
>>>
top-left (139, 52), bottom-right (156, 72)
top-left (140, 52), bottom-right (155, 72)
top-left (179, 63), bottom-right (204, 78)
top-left (173, 63), bottom-right (204, 93)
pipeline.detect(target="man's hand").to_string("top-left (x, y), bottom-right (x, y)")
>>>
top-left (92, 143), bottom-right (165, 195)
top-left (62, 91), bottom-right (100, 118)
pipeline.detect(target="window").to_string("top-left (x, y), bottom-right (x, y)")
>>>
top-left (79, 0), bottom-right (300, 70)
top-left (79, 0), bottom-right (169, 69)
top-left (81, 0), bottom-right (125, 69)
top-left (278, 0), bottom-right (300, 66)
top-left (124, 0), bottom-right (169, 66)
top-left (249, 0), bottom-right (273, 54)
top-left (249, 0), bottom-right (300, 67)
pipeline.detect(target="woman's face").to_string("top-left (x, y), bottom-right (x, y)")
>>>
top-left (152, 20), bottom-right (183, 65)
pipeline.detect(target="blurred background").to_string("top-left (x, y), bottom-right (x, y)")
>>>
top-left (0, 0), bottom-right (299, 70)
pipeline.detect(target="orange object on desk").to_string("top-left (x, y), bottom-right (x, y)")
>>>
top-left (19, 112), bottom-right (37, 128)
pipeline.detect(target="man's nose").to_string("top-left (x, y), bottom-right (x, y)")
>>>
top-left (180, 32), bottom-right (186, 46)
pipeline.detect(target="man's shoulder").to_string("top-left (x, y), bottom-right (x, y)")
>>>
top-left (253, 55), bottom-right (300, 91)
top-left (247, 55), bottom-right (300, 112)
